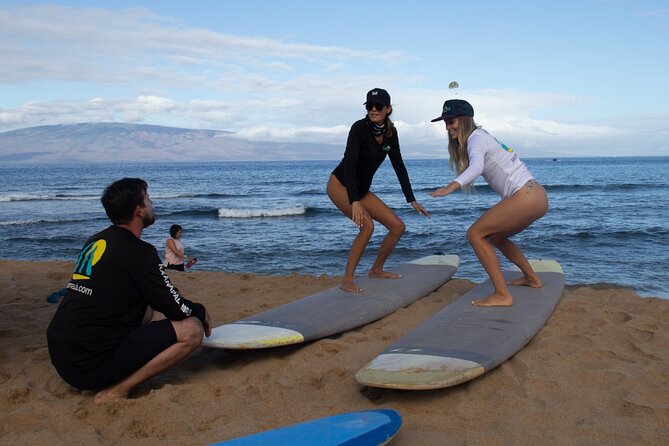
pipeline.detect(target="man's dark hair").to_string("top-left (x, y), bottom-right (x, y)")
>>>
top-left (101, 178), bottom-right (148, 224)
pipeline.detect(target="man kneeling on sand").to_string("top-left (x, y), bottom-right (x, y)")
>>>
top-left (47, 178), bottom-right (211, 404)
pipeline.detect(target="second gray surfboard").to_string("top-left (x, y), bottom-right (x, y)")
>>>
top-left (355, 260), bottom-right (564, 389)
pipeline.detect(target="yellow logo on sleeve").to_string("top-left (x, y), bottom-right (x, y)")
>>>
top-left (72, 239), bottom-right (106, 280)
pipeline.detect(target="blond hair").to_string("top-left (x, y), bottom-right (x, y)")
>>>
top-left (447, 116), bottom-right (479, 191)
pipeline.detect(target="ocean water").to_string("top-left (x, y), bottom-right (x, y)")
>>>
top-left (1, 157), bottom-right (667, 299)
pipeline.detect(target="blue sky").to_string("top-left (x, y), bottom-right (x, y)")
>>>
top-left (0, 0), bottom-right (667, 158)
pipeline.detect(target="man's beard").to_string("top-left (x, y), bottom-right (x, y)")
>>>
top-left (142, 214), bottom-right (155, 228)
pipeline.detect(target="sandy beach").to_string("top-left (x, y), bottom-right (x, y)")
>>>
top-left (1, 259), bottom-right (667, 445)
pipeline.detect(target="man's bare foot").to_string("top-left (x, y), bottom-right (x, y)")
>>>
top-left (471, 293), bottom-right (513, 307)
top-left (93, 388), bottom-right (127, 405)
top-left (509, 276), bottom-right (542, 288)
top-left (340, 279), bottom-right (363, 293)
top-left (368, 270), bottom-right (401, 279)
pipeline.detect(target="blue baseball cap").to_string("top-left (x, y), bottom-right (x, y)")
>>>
top-left (431, 99), bottom-right (474, 122)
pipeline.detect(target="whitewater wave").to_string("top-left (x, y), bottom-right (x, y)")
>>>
top-left (0, 192), bottom-right (235, 202)
top-left (0, 216), bottom-right (104, 227)
top-left (0, 193), bottom-right (99, 202)
top-left (150, 192), bottom-right (235, 200)
top-left (218, 205), bottom-right (306, 218)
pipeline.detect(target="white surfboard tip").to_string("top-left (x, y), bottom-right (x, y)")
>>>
top-left (409, 254), bottom-right (460, 267)
top-left (202, 323), bottom-right (304, 349)
top-left (355, 353), bottom-right (484, 390)
top-left (508, 259), bottom-right (563, 274)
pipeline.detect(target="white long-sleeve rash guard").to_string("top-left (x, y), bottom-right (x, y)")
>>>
top-left (453, 129), bottom-right (534, 199)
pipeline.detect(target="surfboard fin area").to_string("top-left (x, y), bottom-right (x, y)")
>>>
top-left (356, 259), bottom-right (565, 390)
top-left (202, 254), bottom-right (460, 350)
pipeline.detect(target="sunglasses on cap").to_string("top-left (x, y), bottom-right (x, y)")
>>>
top-left (365, 102), bottom-right (387, 111)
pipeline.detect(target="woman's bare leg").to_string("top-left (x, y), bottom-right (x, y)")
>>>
top-left (492, 238), bottom-right (543, 288)
top-left (469, 181), bottom-right (548, 307)
top-left (359, 191), bottom-right (406, 278)
top-left (327, 175), bottom-right (374, 292)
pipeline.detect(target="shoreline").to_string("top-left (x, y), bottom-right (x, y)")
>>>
top-left (1, 257), bottom-right (664, 300)
top-left (1, 259), bottom-right (667, 445)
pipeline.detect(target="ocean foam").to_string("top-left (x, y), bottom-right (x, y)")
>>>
top-left (218, 205), bottom-right (306, 218)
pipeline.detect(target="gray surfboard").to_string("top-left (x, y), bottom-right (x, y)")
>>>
top-left (202, 254), bottom-right (460, 349)
top-left (355, 260), bottom-right (564, 389)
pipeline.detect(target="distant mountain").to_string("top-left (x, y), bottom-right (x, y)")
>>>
top-left (0, 122), bottom-right (342, 163)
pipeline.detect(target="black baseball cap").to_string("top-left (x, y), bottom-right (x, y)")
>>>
top-left (364, 88), bottom-right (391, 106)
top-left (431, 99), bottom-right (474, 122)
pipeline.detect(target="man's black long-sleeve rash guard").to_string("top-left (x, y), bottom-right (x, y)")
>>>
top-left (47, 225), bottom-right (206, 373)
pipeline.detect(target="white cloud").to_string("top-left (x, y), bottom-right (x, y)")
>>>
top-left (0, 5), bottom-right (403, 86)
top-left (1, 88), bottom-right (667, 158)
top-left (0, 5), bottom-right (667, 158)
top-left (236, 125), bottom-right (350, 144)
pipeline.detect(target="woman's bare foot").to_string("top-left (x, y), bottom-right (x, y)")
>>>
top-left (368, 270), bottom-right (401, 279)
top-left (340, 279), bottom-right (363, 293)
top-left (471, 293), bottom-right (513, 307)
top-left (509, 276), bottom-right (542, 288)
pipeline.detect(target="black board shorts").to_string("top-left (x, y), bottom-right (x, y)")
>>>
top-left (55, 319), bottom-right (177, 391)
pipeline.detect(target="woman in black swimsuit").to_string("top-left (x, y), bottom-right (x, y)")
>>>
top-left (328, 88), bottom-right (430, 292)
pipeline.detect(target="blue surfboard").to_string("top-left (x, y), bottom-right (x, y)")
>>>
top-left (210, 409), bottom-right (402, 446)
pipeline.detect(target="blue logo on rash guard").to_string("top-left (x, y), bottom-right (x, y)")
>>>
top-left (493, 137), bottom-right (513, 153)
top-left (480, 128), bottom-right (513, 153)
top-left (72, 239), bottom-right (106, 280)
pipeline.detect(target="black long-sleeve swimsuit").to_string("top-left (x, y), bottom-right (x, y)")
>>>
top-left (332, 118), bottom-right (416, 204)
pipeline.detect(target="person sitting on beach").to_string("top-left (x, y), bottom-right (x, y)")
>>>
top-left (47, 178), bottom-right (211, 404)
top-left (327, 88), bottom-right (430, 293)
top-left (165, 224), bottom-right (198, 271)
top-left (429, 99), bottom-right (548, 307)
